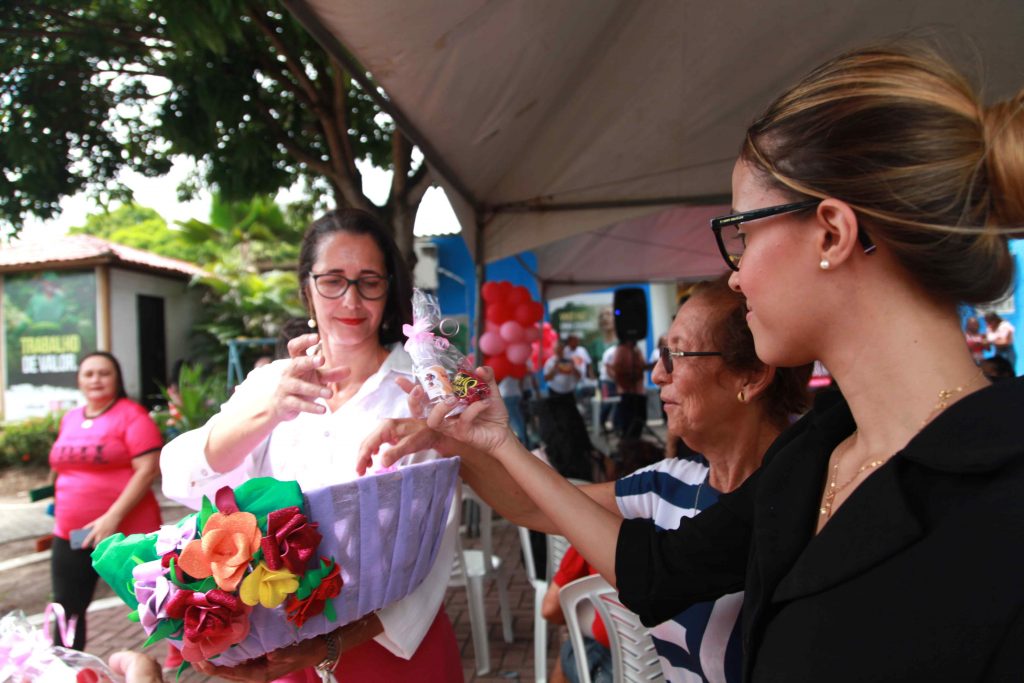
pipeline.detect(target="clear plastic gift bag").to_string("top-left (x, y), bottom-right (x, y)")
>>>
top-left (0, 605), bottom-right (120, 683)
top-left (403, 288), bottom-right (489, 415)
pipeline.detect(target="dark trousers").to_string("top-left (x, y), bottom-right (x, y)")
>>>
top-left (617, 393), bottom-right (648, 438)
top-left (51, 536), bottom-right (99, 650)
top-left (540, 391), bottom-right (595, 481)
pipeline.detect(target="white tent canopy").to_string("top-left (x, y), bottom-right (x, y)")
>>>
top-left (285, 0), bottom-right (1024, 287)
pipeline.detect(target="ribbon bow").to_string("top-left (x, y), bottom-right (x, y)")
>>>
top-left (45, 603), bottom-right (79, 649)
top-left (402, 320), bottom-right (434, 353)
top-left (0, 604), bottom-right (78, 681)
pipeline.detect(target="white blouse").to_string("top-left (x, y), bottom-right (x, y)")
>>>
top-left (160, 344), bottom-right (459, 660)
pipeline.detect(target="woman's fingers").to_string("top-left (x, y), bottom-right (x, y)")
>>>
top-left (356, 418), bottom-right (440, 473)
top-left (395, 376), bottom-right (417, 394)
top-left (425, 398), bottom-right (456, 430)
top-left (286, 332), bottom-right (320, 359)
top-left (407, 384), bottom-right (432, 417)
top-left (318, 364), bottom-right (351, 385)
top-left (355, 420), bottom-right (402, 474)
top-left (378, 426), bottom-right (444, 468)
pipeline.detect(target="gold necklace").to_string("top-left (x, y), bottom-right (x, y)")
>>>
top-left (819, 372), bottom-right (984, 518)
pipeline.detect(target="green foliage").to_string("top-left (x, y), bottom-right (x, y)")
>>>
top-left (150, 363), bottom-right (227, 441)
top-left (176, 192), bottom-right (303, 270)
top-left (70, 192), bottom-right (306, 370)
top-left (69, 203), bottom-right (211, 264)
top-left (1, 0), bottom-right (427, 247)
top-left (0, 412), bottom-right (63, 469)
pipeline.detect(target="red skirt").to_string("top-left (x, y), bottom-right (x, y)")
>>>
top-left (273, 608), bottom-right (463, 683)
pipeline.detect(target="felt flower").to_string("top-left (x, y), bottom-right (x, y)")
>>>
top-left (133, 560), bottom-right (177, 635)
top-left (285, 559), bottom-right (343, 628)
top-left (239, 562), bottom-right (299, 608)
top-left (260, 506), bottom-right (321, 574)
top-left (178, 511), bottom-right (260, 592)
top-left (165, 589), bottom-right (251, 662)
top-left (155, 516), bottom-right (198, 556)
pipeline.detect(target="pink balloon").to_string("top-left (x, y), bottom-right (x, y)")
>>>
top-left (485, 320), bottom-right (499, 334)
top-left (479, 331), bottom-right (507, 356)
top-left (499, 320), bottom-right (525, 343)
top-left (524, 326), bottom-right (542, 342)
top-left (506, 342), bottom-right (532, 364)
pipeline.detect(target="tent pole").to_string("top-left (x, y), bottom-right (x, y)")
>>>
top-left (474, 212), bottom-right (487, 369)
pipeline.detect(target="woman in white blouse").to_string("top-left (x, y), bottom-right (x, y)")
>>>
top-left (161, 209), bottom-right (462, 683)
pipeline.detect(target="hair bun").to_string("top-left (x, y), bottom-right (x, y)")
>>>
top-left (982, 90), bottom-right (1024, 231)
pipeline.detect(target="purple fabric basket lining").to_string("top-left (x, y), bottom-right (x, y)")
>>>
top-left (180, 457), bottom-right (459, 666)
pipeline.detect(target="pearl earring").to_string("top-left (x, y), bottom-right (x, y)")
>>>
top-left (819, 258), bottom-right (830, 270)
top-left (737, 390), bottom-right (746, 403)
top-left (307, 318), bottom-right (317, 329)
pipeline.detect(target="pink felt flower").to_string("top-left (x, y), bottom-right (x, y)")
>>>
top-left (165, 589), bottom-right (251, 662)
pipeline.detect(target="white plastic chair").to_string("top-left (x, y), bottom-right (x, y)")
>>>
top-left (449, 485), bottom-right (513, 676)
top-left (559, 574), bottom-right (664, 683)
top-left (518, 528), bottom-right (569, 682)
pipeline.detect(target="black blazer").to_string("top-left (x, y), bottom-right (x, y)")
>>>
top-left (617, 379), bottom-right (1024, 682)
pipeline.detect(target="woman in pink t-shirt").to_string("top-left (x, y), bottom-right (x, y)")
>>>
top-left (49, 351), bottom-right (163, 650)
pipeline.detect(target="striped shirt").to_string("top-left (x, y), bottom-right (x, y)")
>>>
top-left (616, 458), bottom-right (743, 683)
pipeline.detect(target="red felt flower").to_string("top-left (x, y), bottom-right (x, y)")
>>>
top-left (165, 589), bottom-right (251, 662)
top-left (260, 506), bottom-right (322, 574)
top-left (285, 561), bottom-right (343, 628)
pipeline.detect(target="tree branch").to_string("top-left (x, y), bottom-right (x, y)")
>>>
top-left (250, 49), bottom-right (316, 110)
top-left (329, 60), bottom-right (359, 182)
top-left (250, 97), bottom-right (334, 179)
top-left (243, 5), bottom-right (321, 110)
top-left (0, 26), bottom-right (165, 50)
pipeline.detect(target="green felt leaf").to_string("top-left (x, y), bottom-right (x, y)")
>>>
top-left (142, 618), bottom-right (183, 648)
top-left (198, 495), bottom-right (216, 531)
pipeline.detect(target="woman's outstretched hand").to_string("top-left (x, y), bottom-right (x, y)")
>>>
top-left (272, 333), bottom-right (350, 422)
top-left (356, 366), bottom-right (516, 474)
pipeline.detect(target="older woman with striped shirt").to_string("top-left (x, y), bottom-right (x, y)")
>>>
top-left (360, 275), bottom-right (810, 683)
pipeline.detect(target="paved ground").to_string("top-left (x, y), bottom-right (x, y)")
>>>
top-left (0, 495), bottom-right (53, 544)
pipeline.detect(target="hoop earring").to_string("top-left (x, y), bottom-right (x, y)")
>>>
top-left (819, 258), bottom-right (830, 270)
top-left (737, 390), bottom-right (746, 403)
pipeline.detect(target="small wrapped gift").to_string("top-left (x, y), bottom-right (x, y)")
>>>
top-left (403, 288), bottom-right (489, 415)
top-left (0, 606), bottom-right (118, 682)
top-left (92, 457), bottom-right (459, 669)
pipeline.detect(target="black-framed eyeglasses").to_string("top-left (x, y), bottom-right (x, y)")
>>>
top-left (310, 272), bottom-right (391, 300)
top-left (710, 199), bottom-right (875, 271)
top-left (659, 347), bottom-right (722, 374)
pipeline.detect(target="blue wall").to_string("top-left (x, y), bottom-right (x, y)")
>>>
top-left (959, 239), bottom-right (1023, 374)
top-left (432, 235), bottom-right (540, 325)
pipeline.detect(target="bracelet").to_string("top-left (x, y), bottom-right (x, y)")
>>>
top-left (314, 629), bottom-right (341, 682)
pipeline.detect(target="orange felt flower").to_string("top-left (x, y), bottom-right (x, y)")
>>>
top-left (178, 511), bottom-right (261, 592)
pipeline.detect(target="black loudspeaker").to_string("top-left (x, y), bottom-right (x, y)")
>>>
top-left (613, 287), bottom-right (648, 341)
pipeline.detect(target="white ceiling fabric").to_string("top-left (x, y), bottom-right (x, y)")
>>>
top-left (287, 0), bottom-right (1024, 285)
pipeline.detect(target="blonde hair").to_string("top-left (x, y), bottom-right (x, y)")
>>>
top-left (743, 42), bottom-right (1024, 305)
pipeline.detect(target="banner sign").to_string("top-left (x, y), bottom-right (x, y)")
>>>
top-left (4, 270), bottom-right (97, 389)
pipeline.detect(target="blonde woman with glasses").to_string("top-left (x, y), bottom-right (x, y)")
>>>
top-left (362, 41), bottom-right (1024, 682)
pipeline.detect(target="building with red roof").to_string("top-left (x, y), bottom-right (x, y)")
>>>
top-left (0, 235), bottom-right (205, 420)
